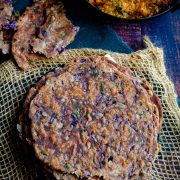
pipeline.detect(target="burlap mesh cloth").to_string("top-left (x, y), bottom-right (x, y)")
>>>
top-left (0, 38), bottom-right (180, 180)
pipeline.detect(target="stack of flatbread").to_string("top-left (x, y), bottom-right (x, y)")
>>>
top-left (18, 55), bottom-right (162, 179)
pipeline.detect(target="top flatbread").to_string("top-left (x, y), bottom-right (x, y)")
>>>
top-left (19, 56), bottom-right (138, 180)
top-left (27, 56), bottom-right (162, 179)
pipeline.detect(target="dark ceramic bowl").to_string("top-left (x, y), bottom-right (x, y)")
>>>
top-left (86, 0), bottom-right (180, 21)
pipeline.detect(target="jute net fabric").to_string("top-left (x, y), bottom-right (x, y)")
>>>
top-left (0, 38), bottom-right (179, 180)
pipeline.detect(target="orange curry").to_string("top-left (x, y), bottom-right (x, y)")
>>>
top-left (88, 0), bottom-right (170, 18)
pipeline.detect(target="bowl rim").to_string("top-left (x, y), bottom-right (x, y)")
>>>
top-left (85, 0), bottom-right (178, 21)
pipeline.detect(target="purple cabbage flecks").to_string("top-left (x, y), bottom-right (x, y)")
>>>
top-left (80, 59), bottom-right (86, 63)
top-left (108, 156), bottom-right (113, 161)
top-left (110, 74), bottom-right (117, 81)
top-left (135, 81), bottom-right (140, 86)
top-left (107, 97), bottom-right (117, 105)
top-left (146, 109), bottom-right (151, 114)
top-left (71, 114), bottom-right (77, 126)
top-left (61, 106), bottom-right (66, 114)
top-left (56, 47), bottom-right (65, 54)
top-left (3, 21), bottom-right (16, 30)
top-left (120, 80), bottom-right (125, 86)
top-left (71, 114), bottom-right (76, 121)
top-left (37, 111), bottom-right (43, 118)
top-left (41, 30), bottom-right (47, 37)
top-left (74, 71), bottom-right (83, 81)
top-left (129, 145), bottom-right (135, 151)
top-left (97, 93), bottom-right (103, 102)
top-left (91, 134), bottom-right (97, 143)
top-left (49, 113), bottom-right (56, 124)
top-left (82, 80), bottom-right (88, 92)
top-left (131, 123), bottom-right (137, 131)
top-left (113, 114), bottom-right (118, 120)
top-left (98, 151), bottom-right (103, 158)
top-left (119, 90), bottom-right (125, 96)
top-left (4, 0), bottom-right (12, 3)
top-left (129, 167), bottom-right (133, 177)
top-left (94, 93), bottom-right (103, 105)
top-left (98, 161), bottom-right (103, 168)
top-left (84, 170), bottom-right (90, 177)
top-left (73, 26), bottom-right (80, 33)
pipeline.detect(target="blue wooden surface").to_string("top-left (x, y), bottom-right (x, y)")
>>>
top-left (141, 11), bottom-right (180, 98)
top-left (110, 10), bottom-right (180, 101)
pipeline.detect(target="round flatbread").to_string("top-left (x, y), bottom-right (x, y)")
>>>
top-left (19, 56), bottom-right (139, 180)
top-left (28, 56), bottom-right (162, 179)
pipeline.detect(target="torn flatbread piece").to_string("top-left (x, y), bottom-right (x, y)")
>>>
top-left (0, 0), bottom-right (13, 29)
top-left (12, 0), bottom-right (54, 70)
top-left (12, 0), bottom-right (79, 70)
top-left (31, 2), bottom-right (79, 58)
top-left (0, 0), bottom-right (17, 54)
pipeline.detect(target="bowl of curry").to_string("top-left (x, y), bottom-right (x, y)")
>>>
top-left (87, 0), bottom-right (178, 19)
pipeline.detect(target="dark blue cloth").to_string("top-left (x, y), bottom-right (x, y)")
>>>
top-left (68, 22), bottom-right (132, 53)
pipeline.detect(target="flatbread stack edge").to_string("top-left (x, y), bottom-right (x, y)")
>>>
top-left (18, 55), bottom-right (162, 180)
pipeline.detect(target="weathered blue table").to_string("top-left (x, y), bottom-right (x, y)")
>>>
top-left (110, 10), bottom-right (180, 100)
